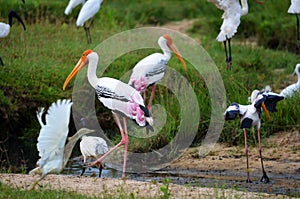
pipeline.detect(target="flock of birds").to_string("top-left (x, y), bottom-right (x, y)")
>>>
top-left (0, 0), bottom-right (299, 190)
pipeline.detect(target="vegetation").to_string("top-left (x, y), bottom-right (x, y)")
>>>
top-left (0, 0), bottom-right (299, 173)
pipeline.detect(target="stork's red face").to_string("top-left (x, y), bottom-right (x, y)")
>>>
top-left (163, 34), bottom-right (187, 70)
top-left (63, 49), bottom-right (93, 90)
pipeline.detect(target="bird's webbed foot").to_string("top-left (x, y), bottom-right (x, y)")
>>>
top-left (246, 178), bottom-right (252, 183)
top-left (260, 173), bottom-right (270, 183)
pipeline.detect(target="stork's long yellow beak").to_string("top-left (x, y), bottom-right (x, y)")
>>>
top-left (261, 102), bottom-right (271, 121)
top-left (169, 43), bottom-right (187, 71)
top-left (63, 57), bottom-right (87, 90)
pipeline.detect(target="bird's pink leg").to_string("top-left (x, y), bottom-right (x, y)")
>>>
top-left (243, 128), bottom-right (252, 183)
top-left (122, 117), bottom-right (128, 178)
top-left (143, 91), bottom-right (147, 104)
top-left (147, 85), bottom-right (156, 111)
top-left (258, 129), bottom-right (270, 183)
top-left (90, 113), bottom-right (125, 166)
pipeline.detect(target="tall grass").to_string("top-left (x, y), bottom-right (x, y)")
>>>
top-left (0, 0), bottom-right (299, 172)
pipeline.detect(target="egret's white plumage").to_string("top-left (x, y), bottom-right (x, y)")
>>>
top-left (208, 0), bottom-right (249, 68)
top-left (128, 34), bottom-right (186, 109)
top-left (28, 99), bottom-right (94, 190)
top-left (64, 0), bottom-right (86, 15)
top-left (224, 90), bottom-right (284, 183)
top-left (80, 135), bottom-right (109, 177)
top-left (280, 63), bottom-right (300, 98)
top-left (288, 0), bottom-right (300, 14)
top-left (63, 49), bottom-right (153, 178)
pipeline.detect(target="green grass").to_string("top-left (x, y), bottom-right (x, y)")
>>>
top-left (0, 0), bottom-right (299, 173)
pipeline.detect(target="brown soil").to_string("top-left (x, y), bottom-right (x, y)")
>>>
top-left (0, 130), bottom-right (299, 198)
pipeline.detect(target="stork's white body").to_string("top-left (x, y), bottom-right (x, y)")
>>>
top-left (0, 23), bottom-right (10, 38)
top-left (280, 64), bottom-right (300, 98)
top-left (76, 0), bottom-right (103, 26)
top-left (208, 0), bottom-right (248, 42)
top-left (128, 36), bottom-right (171, 92)
top-left (288, 0), bottom-right (300, 14)
top-left (64, 0), bottom-right (86, 15)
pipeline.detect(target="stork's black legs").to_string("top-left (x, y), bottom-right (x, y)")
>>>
top-left (80, 166), bottom-right (86, 176)
top-left (0, 56), bottom-right (4, 66)
top-left (83, 19), bottom-right (94, 44)
top-left (258, 129), bottom-right (270, 183)
top-left (223, 39), bottom-right (232, 69)
top-left (296, 14), bottom-right (300, 49)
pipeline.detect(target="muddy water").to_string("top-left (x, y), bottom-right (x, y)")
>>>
top-left (64, 158), bottom-right (300, 197)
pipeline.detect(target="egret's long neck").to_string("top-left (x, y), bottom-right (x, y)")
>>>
top-left (87, 53), bottom-right (99, 88)
top-left (240, 0), bottom-right (248, 16)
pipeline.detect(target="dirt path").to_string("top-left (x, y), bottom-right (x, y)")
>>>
top-left (0, 131), bottom-right (299, 198)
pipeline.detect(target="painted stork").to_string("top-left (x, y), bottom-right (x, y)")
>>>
top-left (208, 0), bottom-right (263, 69)
top-left (0, 10), bottom-right (26, 66)
top-left (280, 63), bottom-right (300, 98)
top-left (28, 99), bottom-right (94, 190)
top-left (80, 135), bottom-right (109, 177)
top-left (128, 34), bottom-right (186, 110)
top-left (224, 89), bottom-right (284, 183)
top-left (288, 0), bottom-right (300, 48)
top-left (64, 0), bottom-right (103, 44)
top-left (63, 49), bottom-right (153, 178)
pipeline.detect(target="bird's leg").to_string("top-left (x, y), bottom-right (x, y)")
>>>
top-left (143, 91), bottom-right (147, 104)
top-left (80, 166), bottom-right (86, 176)
top-left (244, 128), bottom-right (252, 183)
top-left (147, 85), bottom-right (157, 111)
top-left (90, 113), bottom-right (125, 166)
top-left (223, 40), bottom-right (231, 70)
top-left (122, 117), bottom-right (128, 178)
top-left (258, 129), bottom-right (270, 183)
top-left (0, 56), bottom-right (4, 66)
top-left (228, 38), bottom-right (232, 69)
top-left (83, 23), bottom-right (92, 44)
top-left (296, 14), bottom-right (300, 49)
top-left (98, 164), bottom-right (103, 178)
top-left (28, 175), bottom-right (46, 191)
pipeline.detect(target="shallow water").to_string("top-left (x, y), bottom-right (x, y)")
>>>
top-left (64, 158), bottom-right (300, 197)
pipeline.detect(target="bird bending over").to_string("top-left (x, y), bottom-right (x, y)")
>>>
top-left (288, 0), bottom-right (300, 48)
top-left (0, 10), bottom-right (26, 66)
top-left (63, 49), bottom-right (153, 178)
top-left (80, 135), bottom-right (109, 177)
top-left (65, 0), bottom-right (103, 44)
top-left (128, 34), bottom-right (186, 110)
top-left (208, 0), bottom-right (262, 69)
top-left (28, 99), bottom-right (94, 190)
top-left (280, 63), bottom-right (300, 98)
top-left (224, 89), bottom-right (284, 183)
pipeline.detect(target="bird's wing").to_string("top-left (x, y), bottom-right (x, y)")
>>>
top-left (64, 0), bottom-right (86, 15)
top-left (36, 99), bottom-right (73, 166)
top-left (36, 107), bottom-right (45, 127)
top-left (224, 102), bottom-right (240, 120)
top-left (94, 137), bottom-right (109, 154)
top-left (254, 92), bottom-right (284, 112)
top-left (207, 0), bottom-right (235, 10)
top-left (76, 0), bottom-right (103, 26)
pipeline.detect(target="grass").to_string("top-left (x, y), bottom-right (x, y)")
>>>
top-left (0, 0), bottom-right (299, 174)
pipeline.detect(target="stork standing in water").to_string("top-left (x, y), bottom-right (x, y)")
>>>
top-left (0, 10), bottom-right (26, 65)
top-left (64, 0), bottom-right (103, 44)
top-left (28, 99), bottom-right (94, 190)
top-left (208, 0), bottom-right (262, 69)
top-left (288, 0), bottom-right (300, 48)
top-left (80, 135), bottom-right (109, 177)
top-left (280, 63), bottom-right (300, 98)
top-left (128, 34), bottom-right (186, 110)
top-left (63, 49), bottom-right (153, 178)
top-left (224, 90), bottom-right (284, 183)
